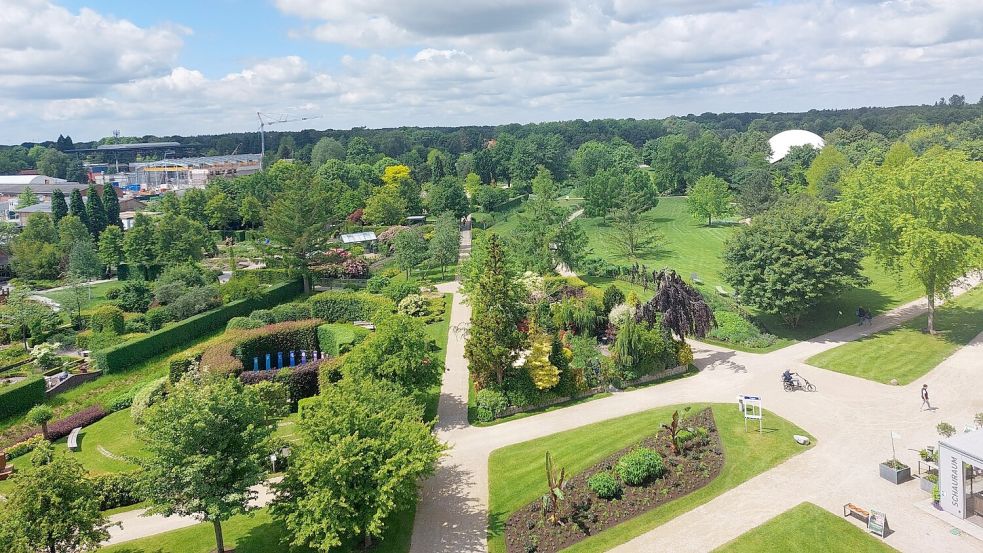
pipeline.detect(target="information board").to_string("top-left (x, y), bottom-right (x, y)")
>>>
top-left (868, 510), bottom-right (887, 537)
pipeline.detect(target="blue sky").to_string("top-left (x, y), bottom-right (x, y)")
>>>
top-left (1, 0), bottom-right (982, 144)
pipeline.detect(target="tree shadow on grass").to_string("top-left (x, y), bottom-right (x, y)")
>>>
top-left (754, 287), bottom-right (895, 342)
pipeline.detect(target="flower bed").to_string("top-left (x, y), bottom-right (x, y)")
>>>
top-left (504, 407), bottom-right (723, 553)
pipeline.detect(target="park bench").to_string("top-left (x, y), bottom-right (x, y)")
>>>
top-left (691, 273), bottom-right (703, 285)
top-left (843, 502), bottom-right (870, 523)
top-left (715, 285), bottom-right (729, 296)
top-left (67, 427), bottom-right (81, 452)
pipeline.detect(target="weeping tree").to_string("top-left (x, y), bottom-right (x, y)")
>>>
top-left (636, 269), bottom-right (715, 342)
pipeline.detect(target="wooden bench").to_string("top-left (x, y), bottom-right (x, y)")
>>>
top-left (691, 273), bottom-right (703, 285)
top-left (67, 427), bottom-right (82, 452)
top-left (843, 502), bottom-right (870, 523)
top-left (715, 285), bottom-right (729, 296)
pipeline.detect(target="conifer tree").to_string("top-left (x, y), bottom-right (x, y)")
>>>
top-left (102, 184), bottom-right (121, 228)
top-left (50, 189), bottom-right (68, 222)
top-left (69, 188), bottom-right (89, 230)
top-left (86, 185), bottom-right (107, 236)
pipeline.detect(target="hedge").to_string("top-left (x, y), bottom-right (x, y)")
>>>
top-left (92, 279), bottom-right (304, 373)
top-left (238, 361), bottom-right (321, 404)
top-left (92, 471), bottom-right (144, 511)
top-left (249, 268), bottom-right (293, 284)
top-left (0, 375), bottom-right (45, 420)
top-left (317, 323), bottom-right (371, 356)
top-left (308, 291), bottom-right (394, 323)
top-left (200, 319), bottom-right (323, 376)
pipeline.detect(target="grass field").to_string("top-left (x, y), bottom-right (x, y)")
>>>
top-left (40, 280), bottom-right (121, 314)
top-left (806, 285), bottom-right (983, 384)
top-left (422, 293), bottom-right (453, 421)
top-left (576, 197), bottom-right (922, 346)
top-left (487, 403), bottom-right (814, 553)
top-left (712, 502), bottom-right (897, 553)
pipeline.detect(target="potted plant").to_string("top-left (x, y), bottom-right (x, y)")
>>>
top-left (920, 472), bottom-right (938, 493)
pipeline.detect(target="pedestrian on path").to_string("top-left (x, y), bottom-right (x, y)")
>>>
top-left (920, 384), bottom-right (933, 410)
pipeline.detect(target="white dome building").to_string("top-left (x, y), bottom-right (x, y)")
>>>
top-left (768, 130), bottom-right (825, 163)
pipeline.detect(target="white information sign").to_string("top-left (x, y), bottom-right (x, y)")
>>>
top-left (737, 394), bottom-right (763, 433)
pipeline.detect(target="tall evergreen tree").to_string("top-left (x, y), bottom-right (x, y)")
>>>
top-left (102, 184), bottom-right (121, 228)
top-left (85, 185), bottom-right (107, 236)
top-left (69, 188), bottom-right (89, 230)
top-left (50, 189), bottom-right (68, 222)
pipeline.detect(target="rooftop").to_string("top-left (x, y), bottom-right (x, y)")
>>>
top-left (0, 175), bottom-right (67, 186)
top-left (940, 428), bottom-right (983, 460)
top-left (0, 182), bottom-right (90, 195)
top-left (341, 231), bottom-right (378, 244)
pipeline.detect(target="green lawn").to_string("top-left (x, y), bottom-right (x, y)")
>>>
top-left (41, 280), bottom-right (121, 315)
top-left (487, 403), bottom-right (814, 553)
top-left (579, 196), bottom-right (923, 347)
top-left (806, 285), bottom-right (983, 384)
top-left (712, 502), bottom-right (897, 553)
top-left (422, 293), bottom-right (453, 422)
top-left (0, 329), bottom-right (225, 447)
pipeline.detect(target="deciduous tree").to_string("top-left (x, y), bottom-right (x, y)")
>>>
top-left (393, 228), bottom-right (427, 278)
top-left (686, 174), bottom-right (734, 226)
top-left (272, 377), bottom-right (443, 551)
top-left (341, 314), bottom-right (441, 394)
top-left (138, 374), bottom-right (272, 553)
top-left (98, 225), bottom-right (125, 276)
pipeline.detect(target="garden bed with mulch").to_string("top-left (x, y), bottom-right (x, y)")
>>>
top-left (504, 407), bottom-right (724, 553)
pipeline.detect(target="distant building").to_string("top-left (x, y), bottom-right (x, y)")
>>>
top-left (13, 202), bottom-right (54, 227)
top-left (0, 175), bottom-right (68, 187)
top-left (768, 130), bottom-right (825, 163)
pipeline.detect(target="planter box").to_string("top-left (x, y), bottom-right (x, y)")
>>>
top-left (879, 462), bottom-right (911, 484)
top-left (920, 476), bottom-right (937, 493)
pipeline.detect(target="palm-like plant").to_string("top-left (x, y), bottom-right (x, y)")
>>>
top-left (636, 269), bottom-right (715, 342)
top-left (541, 451), bottom-right (567, 525)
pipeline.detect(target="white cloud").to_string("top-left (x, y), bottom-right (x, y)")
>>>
top-left (3, 0), bottom-right (983, 143)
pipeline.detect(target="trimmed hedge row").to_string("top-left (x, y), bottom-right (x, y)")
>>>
top-left (93, 279), bottom-right (304, 374)
top-left (200, 320), bottom-right (323, 376)
top-left (308, 291), bottom-right (394, 323)
top-left (0, 375), bottom-right (45, 420)
top-left (238, 361), bottom-right (321, 404)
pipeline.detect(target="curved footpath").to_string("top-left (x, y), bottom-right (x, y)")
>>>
top-left (411, 275), bottom-right (983, 553)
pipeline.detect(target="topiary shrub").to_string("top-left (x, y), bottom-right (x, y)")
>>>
top-left (475, 389), bottom-right (509, 422)
top-left (588, 471), bottom-right (622, 499)
top-left (131, 377), bottom-right (169, 423)
top-left (616, 447), bottom-right (665, 486)
top-left (90, 305), bottom-right (125, 335)
top-left (249, 309), bottom-right (277, 325)
top-left (200, 320), bottom-right (323, 375)
top-left (227, 316), bottom-right (263, 331)
top-left (272, 302), bottom-right (311, 323)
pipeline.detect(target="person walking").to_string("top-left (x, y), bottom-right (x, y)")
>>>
top-left (856, 307), bottom-right (866, 326)
top-left (920, 384), bottom-right (933, 410)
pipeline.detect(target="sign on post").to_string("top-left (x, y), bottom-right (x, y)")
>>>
top-left (737, 395), bottom-right (763, 433)
top-left (868, 510), bottom-right (887, 537)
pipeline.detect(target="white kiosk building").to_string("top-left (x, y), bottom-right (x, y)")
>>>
top-left (938, 429), bottom-right (983, 526)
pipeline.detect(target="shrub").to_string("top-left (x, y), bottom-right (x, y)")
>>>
top-left (145, 307), bottom-right (171, 331)
top-left (125, 315), bottom-right (148, 334)
top-left (3, 434), bottom-right (47, 460)
top-left (157, 262), bottom-right (215, 288)
top-left (45, 405), bottom-right (108, 441)
top-left (92, 280), bottom-right (303, 373)
top-left (166, 285), bottom-right (222, 321)
top-left (588, 471), bottom-right (622, 499)
top-left (153, 281), bottom-right (188, 305)
top-left (168, 354), bottom-right (199, 384)
top-left (104, 389), bottom-right (137, 412)
top-left (616, 448), bottom-right (665, 486)
top-left (272, 302), bottom-right (311, 323)
top-left (602, 285), bottom-right (625, 314)
top-left (131, 377), bottom-right (169, 423)
top-left (249, 309), bottom-right (277, 325)
top-left (113, 280), bottom-right (152, 312)
top-left (91, 471), bottom-right (144, 511)
top-left (202, 320), bottom-right (322, 375)
top-left (475, 389), bottom-right (509, 422)
top-left (90, 305), bottom-right (126, 335)
top-left (308, 291), bottom-right (395, 323)
top-left (677, 342), bottom-right (694, 366)
top-left (249, 268), bottom-right (291, 284)
top-left (78, 331), bottom-right (126, 352)
top-left (0, 375), bottom-right (45, 419)
top-left (382, 280), bottom-right (419, 303)
top-left (317, 323), bottom-right (371, 356)
top-left (227, 316), bottom-right (263, 331)
top-left (239, 361), bottom-right (321, 404)
top-left (222, 273), bottom-right (263, 302)
top-left (706, 310), bottom-right (776, 349)
top-left (397, 294), bottom-right (429, 317)
top-left (365, 274), bottom-right (390, 293)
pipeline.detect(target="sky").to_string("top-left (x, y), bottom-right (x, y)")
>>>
top-left (1, 0), bottom-right (982, 145)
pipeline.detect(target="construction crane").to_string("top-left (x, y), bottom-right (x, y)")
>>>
top-left (257, 112), bottom-right (322, 162)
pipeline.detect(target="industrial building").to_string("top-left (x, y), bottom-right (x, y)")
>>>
top-left (94, 154), bottom-right (262, 193)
